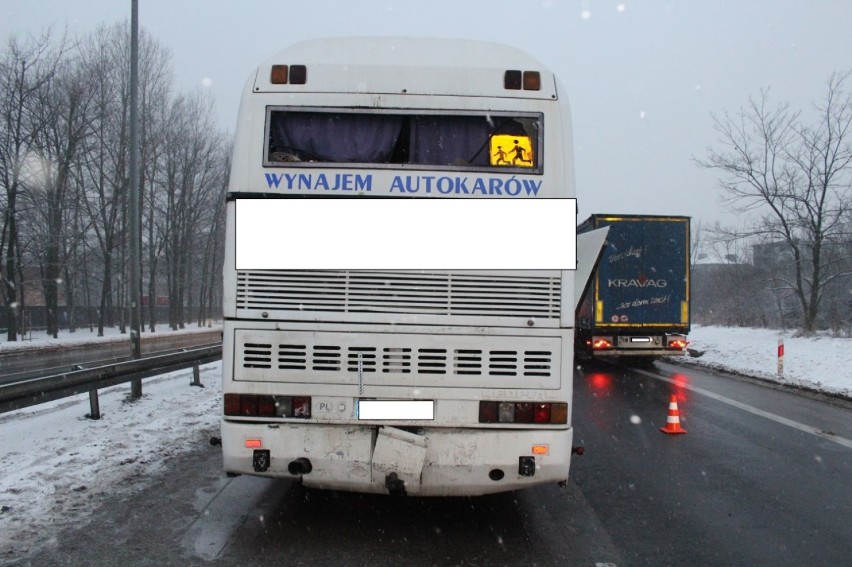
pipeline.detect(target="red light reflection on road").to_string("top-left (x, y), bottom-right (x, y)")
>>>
top-left (587, 372), bottom-right (613, 393)
top-left (671, 373), bottom-right (690, 403)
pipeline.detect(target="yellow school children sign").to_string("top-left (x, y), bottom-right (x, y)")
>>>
top-left (489, 135), bottom-right (534, 167)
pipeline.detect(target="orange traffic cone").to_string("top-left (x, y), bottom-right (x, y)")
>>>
top-left (660, 394), bottom-right (687, 434)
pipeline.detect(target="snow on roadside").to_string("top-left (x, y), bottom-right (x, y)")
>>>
top-left (0, 345), bottom-right (222, 561)
top-left (678, 325), bottom-right (852, 400)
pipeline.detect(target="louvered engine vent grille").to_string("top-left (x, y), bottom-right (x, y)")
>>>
top-left (236, 271), bottom-right (561, 319)
top-left (238, 342), bottom-right (553, 378)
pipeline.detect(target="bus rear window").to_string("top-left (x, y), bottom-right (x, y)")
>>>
top-left (265, 108), bottom-right (542, 172)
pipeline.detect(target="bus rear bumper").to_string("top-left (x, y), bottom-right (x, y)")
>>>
top-left (220, 420), bottom-right (573, 496)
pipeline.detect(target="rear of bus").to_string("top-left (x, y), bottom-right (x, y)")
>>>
top-left (220, 38), bottom-right (578, 496)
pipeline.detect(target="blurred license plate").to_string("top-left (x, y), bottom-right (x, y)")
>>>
top-left (357, 400), bottom-right (434, 420)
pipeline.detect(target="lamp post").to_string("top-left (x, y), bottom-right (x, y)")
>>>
top-left (129, 0), bottom-right (143, 397)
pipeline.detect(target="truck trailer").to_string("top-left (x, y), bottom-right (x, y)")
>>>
top-left (575, 214), bottom-right (690, 362)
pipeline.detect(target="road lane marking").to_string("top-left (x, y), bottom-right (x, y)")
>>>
top-left (182, 475), bottom-right (274, 560)
top-left (633, 368), bottom-right (852, 450)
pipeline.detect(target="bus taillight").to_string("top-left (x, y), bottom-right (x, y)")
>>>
top-left (224, 394), bottom-right (311, 418)
top-left (533, 403), bottom-right (551, 424)
top-left (224, 393), bottom-right (240, 415)
top-left (479, 401), bottom-right (567, 424)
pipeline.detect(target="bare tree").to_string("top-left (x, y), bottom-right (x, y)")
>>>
top-left (1, 25), bottom-right (229, 338)
top-left (139, 37), bottom-right (172, 332)
top-left (698, 72), bottom-right (852, 332)
top-left (195, 142), bottom-right (229, 327)
top-left (0, 32), bottom-right (58, 340)
top-left (25, 40), bottom-right (95, 337)
top-left (158, 91), bottom-right (223, 329)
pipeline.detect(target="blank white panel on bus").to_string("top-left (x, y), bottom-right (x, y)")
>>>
top-left (235, 198), bottom-right (576, 270)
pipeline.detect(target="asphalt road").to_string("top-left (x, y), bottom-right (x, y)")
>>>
top-left (572, 360), bottom-right (852, 566)
top-left (18, 360), bottom-right (852, 566)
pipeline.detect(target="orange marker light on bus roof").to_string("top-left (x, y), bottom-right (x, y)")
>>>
top-left (270, 65), bottom-right (289, 84)
top-left (289, 65), bottom-right (307, 84)
top-left (523, 71), bottom-right (541, 91)
top-left (504, 70), bottom-right (522, 90)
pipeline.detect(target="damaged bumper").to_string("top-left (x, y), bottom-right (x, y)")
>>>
top-left (221, 420), bottom-right (573, 496)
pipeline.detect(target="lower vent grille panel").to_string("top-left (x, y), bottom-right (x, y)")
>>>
top-left (233, 330), bottom-right (560, 388)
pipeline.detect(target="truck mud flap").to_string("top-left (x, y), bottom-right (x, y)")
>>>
top-left (372, 426), bottom-right (427, 495)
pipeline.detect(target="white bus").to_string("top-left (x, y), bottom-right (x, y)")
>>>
top-left (221, 37), bottom-right (581, 496)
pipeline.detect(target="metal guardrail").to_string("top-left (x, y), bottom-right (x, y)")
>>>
top-left (0, 344), bottom-right (222, 417)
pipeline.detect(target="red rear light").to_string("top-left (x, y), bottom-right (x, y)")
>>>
top-left (224, 393), bottom-right (240, 415)
top-left (257, 396), bottom-right (276, 417)
top-left (240, 395), bottom-right (259, 416)
top-left (479, 401), bottom-right (498, 423)
top-left (515, 403), bottom-right (534, 423)
top-left (592, 337), bottom-right (613, 350)
top-left (479, 401), bottom-right (568, 424)
top-left (533, 403), bottom-right (551, 424)
top-left (225, 394), bottom-right (311, 418)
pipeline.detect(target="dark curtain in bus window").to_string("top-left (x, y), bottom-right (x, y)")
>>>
top-left (270, 112), bottom-right (402, 162)
top-left (409, 116), bottom-right (491, 166)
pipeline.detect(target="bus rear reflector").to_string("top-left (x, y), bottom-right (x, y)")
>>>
top-left (245, 439), bottom-right (262, 449)
top-left (531, 444), bottom-right (549, 456)
top-left (480, 401), bottom-right (567, 424)
top-left (224, 394), bottom-right (311, 418)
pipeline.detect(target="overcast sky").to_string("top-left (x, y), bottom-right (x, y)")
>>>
top-left (2, 1), bottom-right (851, 227)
